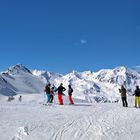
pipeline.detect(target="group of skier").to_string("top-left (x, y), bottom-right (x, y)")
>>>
top-left (6, 83), bottom-right (140, 108)
top-left (7, 95), bottom-right (22, 102)
top-left (44, 83), bottom-right (74, 105)
top-left (44, 83), bottom-right (140, 107)
top-left (119, 85), bottom-right (140, 108)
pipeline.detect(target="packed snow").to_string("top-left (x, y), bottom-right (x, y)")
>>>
top-left (0, 94), bottom-right (140, 140)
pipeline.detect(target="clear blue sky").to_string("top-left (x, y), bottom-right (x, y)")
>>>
top-left (0, 0), bottom-right (140, 73)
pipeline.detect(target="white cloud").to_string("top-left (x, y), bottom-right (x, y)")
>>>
top-left (80, 39), bottom-right (87, 44)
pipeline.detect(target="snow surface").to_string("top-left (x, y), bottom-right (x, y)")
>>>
top-left (1, 64), bottom-right (140, 139)
top-left (0, 94), bottom-right (140, 140)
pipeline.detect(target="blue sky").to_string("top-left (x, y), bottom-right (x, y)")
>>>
top-left (0, 0), bottom-right (140, 73)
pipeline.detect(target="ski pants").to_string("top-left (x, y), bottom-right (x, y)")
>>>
top-left (58, 93), bottom-right (63, 105)
top-left (135, 96), bottom-right (140, 107)
top-left (50, 94), bottom-right (54, 103)
top-left (68, 95), bottom-right (74, 104)
top-left (46, 93), bottom-right (51, 103)
top-left (121, 97), bottom-right (128, 107)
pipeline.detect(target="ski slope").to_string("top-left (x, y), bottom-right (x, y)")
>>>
top-left (0, 94), bottom-right (140, 140)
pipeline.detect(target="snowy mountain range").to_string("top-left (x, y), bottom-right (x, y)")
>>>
top-left (0, 64), bottom-right (140, 103)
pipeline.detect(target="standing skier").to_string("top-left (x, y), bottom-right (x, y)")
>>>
top-left (55, 83), bottom-right (66, 105)
top-left (44, 83), bottom-right (51, 104)
top-left (50, 87), bottom-right (55, 103)
top-left (119, 85), bottom-right (128, 107)
top-left (68, 85), bottom-right (74, 104)
top-left (133, 86), bottom-right (140, 108)
top-left (19, 95), bottom-right (22, 102)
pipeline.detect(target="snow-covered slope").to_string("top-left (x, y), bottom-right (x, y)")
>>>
top-left (0, 75), bottom-right (17, 96)
top-left (1, 65), bottom-right (140, 140)
top-left (0, 64), bottom-right (46, 95)
top-left (32, 70), bottom-right (62, 83)
top-left (132, 66), bottom-right (140, 73)
top-left (54, 66), bottom-right (140, 102)
top-left (0, 94), bottom-right (140, 140)
top-left (93, 66), bottom-right (140, 93)
top-left (0, 64), bottom-right (140, 103)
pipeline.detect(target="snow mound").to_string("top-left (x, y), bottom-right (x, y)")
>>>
top-left (12, 126), bottom-right (29, 140)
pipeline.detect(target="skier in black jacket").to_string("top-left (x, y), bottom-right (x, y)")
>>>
top-left (68, 85), bottom-right (74, 104)
top-left (133, 86), bottom-right (140, 108)
top-left (44, 83), bottom-right (51, 104)
top-left (55, 83), bottom-right (66, 105)
top-left (50, 87), bottom-right (55, 103)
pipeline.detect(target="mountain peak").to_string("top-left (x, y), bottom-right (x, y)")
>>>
top-left (7, 64), bottom-right (31, 75)
top-left (113, 66), bottom-right (127, 74)
top-left (115, 66), bottom-right (126, 70)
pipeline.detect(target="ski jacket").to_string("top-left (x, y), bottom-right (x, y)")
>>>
top-left (45, 85), bottom-right (51, 94)
top-left (119, 88), bottom-right (127, 97)
top-left (55, 86), bottom-right (66, 94)
top-left (50, 88), bottom-right (54, 95)
top-left (134, 89), bottom-right (140, 97)
top-left (68, 87), bottom-right (73, 96)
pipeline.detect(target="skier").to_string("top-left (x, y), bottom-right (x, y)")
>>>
top-left (44, 83), bottom-right (51, 104)
top-left (19, 95), bottom-right (22, 102)
top-left (133, 86), bottom-right (140, 108)
top-left (55, 83), bottom-right (66, 105)
top-left (119, 85), bottom-right (128, 107)
top-left (7, 96), bottom-right (14, 102)
top-left (50, 87), bottom-right (55, 103)
top-left (68, 85), bottom-right (74, 104)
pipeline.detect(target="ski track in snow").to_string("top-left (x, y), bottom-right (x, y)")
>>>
top-left (0, 97), bottom-right (140, 140)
